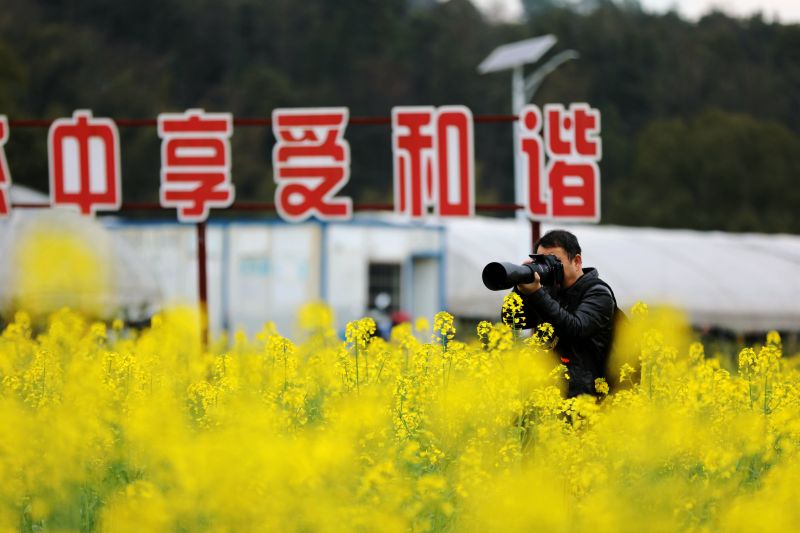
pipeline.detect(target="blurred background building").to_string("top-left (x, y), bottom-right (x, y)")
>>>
top-left (4, 183), bottom-right (799, 341)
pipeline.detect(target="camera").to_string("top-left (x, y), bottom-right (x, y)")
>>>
top-left (482, 254), bottom-right (564, 291)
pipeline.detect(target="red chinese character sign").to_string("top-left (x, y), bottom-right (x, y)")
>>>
top-left (392, 106), bottom-right (474, 218)
top-left (0, 116), bottom-right (10, 217)
top-left (158, 109), bottom-right (235, 223)
top-left (48, 110), bottom-right (121, 215)
top-left (14, 104), bottom-right (602, 223)
top-left (519, 103), bottom-right (602, 222)
top-left (272, 108), bottom-right (352, 222)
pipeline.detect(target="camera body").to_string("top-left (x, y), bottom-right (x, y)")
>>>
top-left (482, 254), bottom-right (564, 291)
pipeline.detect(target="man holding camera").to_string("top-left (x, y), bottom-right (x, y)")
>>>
top-left (511, 229), bottom-right (617, 398)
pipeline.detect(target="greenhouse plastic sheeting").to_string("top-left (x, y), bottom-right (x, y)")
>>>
top-left (442, 217), bottom-right (800, 333)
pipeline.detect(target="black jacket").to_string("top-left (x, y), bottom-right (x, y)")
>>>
top-left (512, 268), bottom-right (615, 397)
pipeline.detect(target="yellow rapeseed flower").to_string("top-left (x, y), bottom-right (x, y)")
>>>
top-left (0, 301), bottom-right (796, 532)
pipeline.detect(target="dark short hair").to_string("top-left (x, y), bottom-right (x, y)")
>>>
top-left (535, 230), bottom-right (581, 260)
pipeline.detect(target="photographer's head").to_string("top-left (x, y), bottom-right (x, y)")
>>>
top-left (535, 230), bottom-right (584, 289)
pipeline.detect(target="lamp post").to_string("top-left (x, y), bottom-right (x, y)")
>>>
top-left (478, 36), bottom-right (578, 244)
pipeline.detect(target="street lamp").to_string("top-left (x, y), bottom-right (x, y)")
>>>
top-left (478, 36), bottom-right (578, 224)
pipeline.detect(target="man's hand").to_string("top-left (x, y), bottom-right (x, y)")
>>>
top-left (517, 258), bottom-right (542, 295)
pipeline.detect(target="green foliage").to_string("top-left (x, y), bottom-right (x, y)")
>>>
top-left (609, 109), bottom-right (800, 232)
top-left (1, 0), bottom-right (799, 232)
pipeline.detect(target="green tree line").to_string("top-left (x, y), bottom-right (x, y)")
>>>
top-left (0, 0), bottom-right (798, 232)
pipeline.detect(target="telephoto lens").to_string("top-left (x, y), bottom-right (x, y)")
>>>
top-left (481, 254), bottom-right (563, 291)
top-left (482, 262), bottom-right (531, 290)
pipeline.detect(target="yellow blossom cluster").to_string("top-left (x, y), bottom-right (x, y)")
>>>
top-left (0, 303), bottom-right (799, 532)
top-left (501, 291), bottom-right (525, 330)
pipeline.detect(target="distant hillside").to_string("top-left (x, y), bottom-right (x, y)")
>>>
top-left (1, 0), bottom-right (798, 232)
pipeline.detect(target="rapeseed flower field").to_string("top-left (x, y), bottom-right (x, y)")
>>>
top-left (0, 300), bottom-right (798, 532)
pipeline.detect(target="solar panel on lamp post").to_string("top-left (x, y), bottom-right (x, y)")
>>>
top-left (478, 36), bottom-right (578, 223)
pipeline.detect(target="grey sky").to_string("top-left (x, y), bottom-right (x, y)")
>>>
top-left (473, 0), bottom-right (800, 23)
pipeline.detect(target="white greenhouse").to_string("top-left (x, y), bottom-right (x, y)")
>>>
top-left (2, 186), bottom-right (799, 337)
